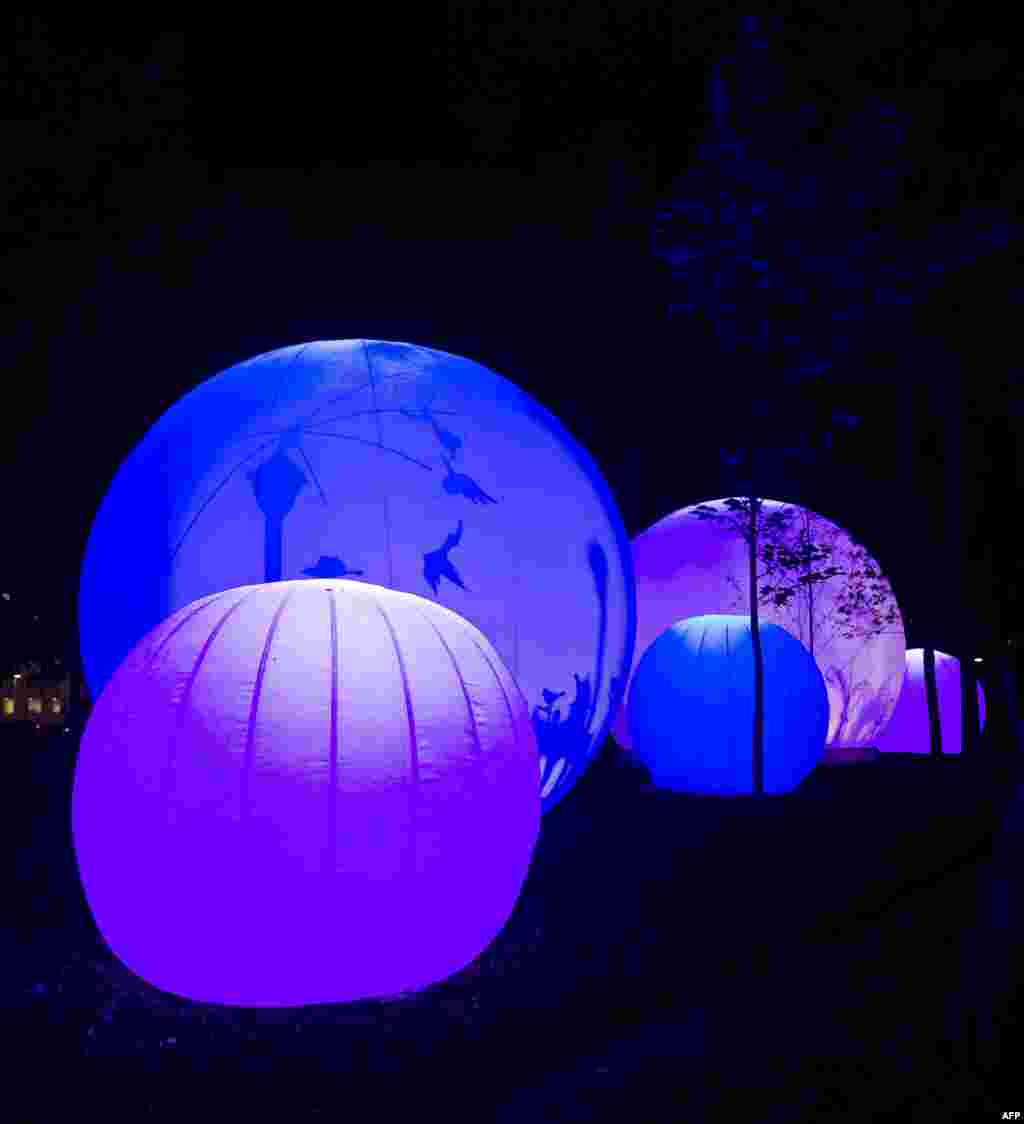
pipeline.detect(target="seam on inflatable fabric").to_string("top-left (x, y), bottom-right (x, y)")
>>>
top-left (414, 606), bottom-right (484, 758)
top-left (468, 634), bottom-right (518, 749)
top-left (698, 617), bottom-right (711, 773)
top-left (169, 440), bottom-right (279, 563)
top-left (160, 591), bottom-right (256, 808)
top-left (375, 599), bottom-right (420, 880)
top-left (361, 339), bottom-right (396, 589)
top-left (271, 341), bottom-right (311, 416)
top-left (148, 589), bottom-right (238, 677)
top-left (327, 587), bottom-right (340, 876)
top-left (241, 590), bottom-right (296, 824)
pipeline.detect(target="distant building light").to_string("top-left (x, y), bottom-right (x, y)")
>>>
top-left (974, 657), bottom-right (984, 663)
top-left (13, 673), bottom-right (22, 680)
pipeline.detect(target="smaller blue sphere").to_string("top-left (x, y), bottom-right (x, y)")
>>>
top-left (627, 614), bottom-right (829, 796)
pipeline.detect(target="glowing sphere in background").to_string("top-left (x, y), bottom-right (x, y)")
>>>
top-left (78, 340), bottom-right (636, 813)
top-left (612, 500), bottom-right (906, 752)
top-left (72, 580), bottom-right (540, 1008)
top-left (875, 649), bottom-right (986, 755)
top-left (627, 614), bottom-right (829, 795)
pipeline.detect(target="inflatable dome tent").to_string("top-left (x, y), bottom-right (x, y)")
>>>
top-left (78, 340), bottom-right (636, 813)
top-left (876, 649), bottom-right (986, 755)
top-left (73, 580), bottom-right (541, 1007)
top-left (627, 614), bottom-right (829, 795)
top-left (613, 499), bottom-right (906, 754)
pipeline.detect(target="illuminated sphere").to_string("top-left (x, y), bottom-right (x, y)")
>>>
top-left (71, 580), bottom-right (540, 1008)
top-left (627, 615), bottom-right (829, 796)
top-left (612, 500), bottom-right (905, 752)
top-left (78, 340), bottom-right (635, 813)
top-left (875, 649), bottom-right (986, 755)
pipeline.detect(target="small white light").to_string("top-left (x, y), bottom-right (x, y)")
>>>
top-left (13, 673), bottom-right (21, 680)
top-left (974, 657), bottom-right (983, 663)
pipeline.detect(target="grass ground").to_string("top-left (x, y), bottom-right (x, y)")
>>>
top-left (10, 724), bottom-right (1022, 1121)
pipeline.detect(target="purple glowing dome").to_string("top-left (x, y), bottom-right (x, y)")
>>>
top-left (72, 580), bottom-right (540, 1008)
top-left (612, 500), bottom-right (906, 752)
top-left (875, 649), bottom-right (986, 755)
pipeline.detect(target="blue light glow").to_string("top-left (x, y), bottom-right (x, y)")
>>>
top-left (627, 614), bottom-right (829, 796)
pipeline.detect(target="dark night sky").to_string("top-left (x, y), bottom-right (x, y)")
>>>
top-left (2, 7), bottom-right (1022, 675)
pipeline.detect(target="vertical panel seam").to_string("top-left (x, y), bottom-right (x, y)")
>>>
top-left (468, 635), bottom-right (518, 744)
top-left (160, 591), bottom-right (256, 807)
top-left (327, 587), bottom-right (340, 875)
top-left (241, 590), bottom-right (297, 823)
top-left (362, 340), bottom-right (395, 589)
top-left (375, 599), bottom-right (419, 879)
top-left (414, 607), bottom-right (483, 756)
top-left (149, 589), bottom-right (238, 678)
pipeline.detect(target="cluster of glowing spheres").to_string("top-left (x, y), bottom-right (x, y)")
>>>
top-left (875, 649), bottom-right (986, 755)
top-left (627, 615), bottom-right (829, 796)
top-left (78, 340), bottom-right (635, 813)
top-left (72, 580), bottom-right (540, 1008)
top-left (613, 500), bottom-right (905, 753)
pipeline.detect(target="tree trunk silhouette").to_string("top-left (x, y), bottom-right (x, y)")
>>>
top-left (749, 497), bottom-right (765, 795)
top-left (962, 655), bottom-right (980, 756)
top-left (987, 649), bottom-right (1018, 753)
top-left (806, 555), bottom-right (815, 659)
top-left (829, 665), bottom-right (853, 742)
top-left (923, 646), bottom-right (943, 757)
top-left (265, 515), bottom-right (284, 583)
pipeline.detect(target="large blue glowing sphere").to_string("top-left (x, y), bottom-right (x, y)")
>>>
top-left (73, 580), bottom-right (540, 1007)
top-left (78, 340), bottom-right (635, 813)
top-left (627, 614), bottom-right (829, 796)
top-left (875, 649), bottom-right (986, 755)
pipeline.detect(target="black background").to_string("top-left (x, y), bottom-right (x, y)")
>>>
top-left (5, 11), bottom-right (1024, 1118)
top-left (2, 6), bottom-right (1021, 684)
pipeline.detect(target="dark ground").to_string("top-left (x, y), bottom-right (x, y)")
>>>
top-left (10, 722), bottom-right (1023, 1121)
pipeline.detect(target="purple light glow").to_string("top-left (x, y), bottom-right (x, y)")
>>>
top-left (875, 649), bottom-right (986, 755)
top-left (612, 500), bottom-right (906, 752)
top-left (72, 580), bottom-right (540, 1008)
